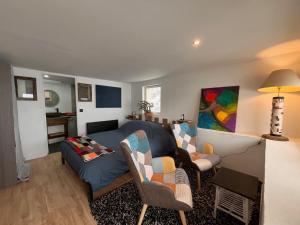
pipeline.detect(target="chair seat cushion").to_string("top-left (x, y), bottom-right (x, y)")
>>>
top-left (190, 152), bottom-right (220, 171)
top-left (151, 168), bottom-right (193, 208)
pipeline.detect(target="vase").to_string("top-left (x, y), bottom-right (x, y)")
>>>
top-left (144, 112), bottom-right (153, 121)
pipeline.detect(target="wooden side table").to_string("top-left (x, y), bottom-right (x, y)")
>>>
top-left (210, 167), bottom-right (259, 225)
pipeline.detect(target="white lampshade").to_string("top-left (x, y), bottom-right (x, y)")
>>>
top-left (258, 69), bottom-right (300, 93)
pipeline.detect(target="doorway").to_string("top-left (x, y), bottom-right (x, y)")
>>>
top-left (43, 74), bottom-right (77, 154)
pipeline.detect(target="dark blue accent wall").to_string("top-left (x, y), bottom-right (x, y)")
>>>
top-left (96, 85), bottom-right (121, 108)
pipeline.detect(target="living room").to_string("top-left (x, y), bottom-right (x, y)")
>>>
top-left (0, 1), bottom-right (300, 225)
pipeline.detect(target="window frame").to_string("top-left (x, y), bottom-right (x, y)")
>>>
top-left (143, 84), bottom-right (161, 114)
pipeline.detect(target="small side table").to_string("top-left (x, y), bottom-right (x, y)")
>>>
top-left (210, 167), bottom-right (259, 225)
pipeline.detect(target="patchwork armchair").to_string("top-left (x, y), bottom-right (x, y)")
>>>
top-left (120, 130), bottom-right (193, 225)
top-left (171, 122), bottom-right (221, 191)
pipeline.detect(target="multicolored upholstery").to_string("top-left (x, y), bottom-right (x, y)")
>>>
top-left (172, 123), bottom-right (221, 172)
top-left (121, 130), bottom-right (153, 182)
top-left (173, 122), bottom-right (197, 153)
top-left (121, 130), bottom-right (193, 209)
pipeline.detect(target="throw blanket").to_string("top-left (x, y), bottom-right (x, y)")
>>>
top-left (66, 136), bottom-right (114, 162)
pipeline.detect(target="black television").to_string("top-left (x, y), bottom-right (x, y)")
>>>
top-left (95, 85), bottom-right (121, 108)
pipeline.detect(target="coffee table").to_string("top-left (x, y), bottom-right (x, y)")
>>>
top-left (210, 167), bottom-right (259, 225)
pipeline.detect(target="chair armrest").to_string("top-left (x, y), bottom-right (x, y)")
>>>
top-left (203, 143), bottom-right (214, 154)
top-left (152, 156), bottom-right (176, 173)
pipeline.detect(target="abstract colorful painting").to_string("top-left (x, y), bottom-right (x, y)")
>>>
top-left (197, 86), bottom-right (239, 132)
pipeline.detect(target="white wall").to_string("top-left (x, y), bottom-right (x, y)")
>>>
top-left (131, 52), bottom-right (300, 178)
top-left (14, 66), bottom-right (131, 160)
top-left (13, 67), bottom-right (49, 160)
top-left (263, 138), bottom-right (300, 225)
top-left (132, 53), bottom-right (300, 138)
top-left (76, 76), bottom-right (131, 136)
top-left (44, 81), bottom-right (73, 113)
top-left (197, 128), bottom-right (265, 180)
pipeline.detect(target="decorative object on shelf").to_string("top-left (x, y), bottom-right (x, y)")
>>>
top-left (258, 69), bottom-right (300, 141)
top-left (14, 76), bottom-right (37, 101)
top-left (44, 90), bottom-right (60, 107)
top-left (126, 115), bottom-right (138, 120)
top-left (126, 111), bottom-right (138, 120)
top-left (176, 119), bottom-right (192, 124)
top-left (137, 100), bottom-right (153, 121)
top-left (198, 86), bottom-right (240, 132)
top-left (78, 83), bottom-right (92, 102)
top-left (181, 113), bottom-right (185, 120)
top-left (154, 117), bottom-right (159, 123)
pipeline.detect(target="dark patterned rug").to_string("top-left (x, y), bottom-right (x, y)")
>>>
top-left (90, 168), bottom-right (260, 225)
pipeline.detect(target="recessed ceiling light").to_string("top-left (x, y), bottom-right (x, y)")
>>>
top-left (192, 39), bottom-right (202, 48)
top-left (44, 74), bottom-right (49, 78)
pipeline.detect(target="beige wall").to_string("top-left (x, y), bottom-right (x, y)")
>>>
top-left (132, 51), bottom-right (300, 138)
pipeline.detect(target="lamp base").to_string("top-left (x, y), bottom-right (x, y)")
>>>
top-left (262, 134), bottom-right (289, 142)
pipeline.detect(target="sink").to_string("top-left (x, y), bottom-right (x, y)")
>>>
top-left (46, 112), bottom-right (64, 118)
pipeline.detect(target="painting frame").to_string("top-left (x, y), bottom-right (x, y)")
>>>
top-left (197, 86), bottom-right (240, 132)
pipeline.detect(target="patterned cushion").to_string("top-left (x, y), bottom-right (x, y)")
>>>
top-left (172, 123), bottom-right (221, 171)
top-left (121, 130), bottom-right (153, 182)
top-left (151, 168), bottom-right (193, 207)
top-left (152, 157), bottom-right (176, 174)
top-left (172, 123), bottom-right (197, 153)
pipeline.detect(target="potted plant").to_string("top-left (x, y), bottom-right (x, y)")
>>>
top-left (138, 100), bottom-right (154, 121)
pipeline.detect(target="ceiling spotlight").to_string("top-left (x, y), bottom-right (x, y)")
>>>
top-left (44, 74), bottom-right (49, 78)
top-left (193, 39), bottom-right (202, 48)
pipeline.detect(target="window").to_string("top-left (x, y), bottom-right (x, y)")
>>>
top-left (143, 85), bottom-right (161, 113)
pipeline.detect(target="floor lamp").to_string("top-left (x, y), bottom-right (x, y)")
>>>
top-left (258, 69), bottom-right (300, 141)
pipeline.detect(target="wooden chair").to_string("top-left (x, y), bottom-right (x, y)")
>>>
top-left (120, 130), bottom-right (193, 225)
top-left (171, 122), bottom-right (221, 191)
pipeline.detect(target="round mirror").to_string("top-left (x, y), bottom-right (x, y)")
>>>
top-left (44, 90), bottom-right (60, 107)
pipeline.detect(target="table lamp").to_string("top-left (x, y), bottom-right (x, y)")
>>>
top-left (258, 69), bottom-right (300, 141)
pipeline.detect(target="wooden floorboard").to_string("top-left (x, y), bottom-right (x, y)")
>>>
top-left (0, 153), bottom-right (97, 225)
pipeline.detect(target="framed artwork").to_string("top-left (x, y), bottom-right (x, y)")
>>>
top-left (198, 86), bottom-right (240, 132)
top-left (78, 83), bottom-right (92, 102)
top-left (95, 85), bottom-right (121, 108)
top-left (14, 76), bottom-right (37, 101)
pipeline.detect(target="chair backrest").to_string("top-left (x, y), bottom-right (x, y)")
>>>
top-left (171, 122), bottom-right (197, 153)
top-left (121, 130), bottom-right (153, 183)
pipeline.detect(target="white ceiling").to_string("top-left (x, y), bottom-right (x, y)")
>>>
top-left (0, 0), bottom-right (300, 82)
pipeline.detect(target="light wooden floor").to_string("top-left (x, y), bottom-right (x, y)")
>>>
top-left (0, 153), bottom-right (97, 225)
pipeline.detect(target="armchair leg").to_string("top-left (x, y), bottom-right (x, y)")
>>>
top-left (137, 204), bottom-right (148, 225)
top-left (196, 170), bottom-right (201, 191)
top-left (213, 166), bottom-right (217, 175)
top-left (179, 210), bottom-right (187, 225)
